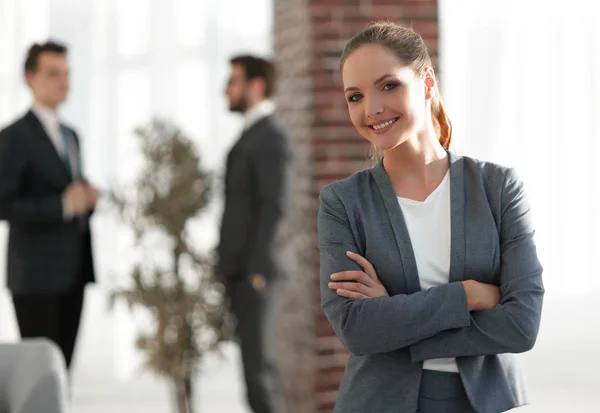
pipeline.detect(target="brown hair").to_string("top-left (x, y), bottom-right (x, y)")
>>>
top-left (230, 55), bottom-right (276, 98)
top-left (340, 22), bottom-right (452, 158)
top-left (24, 40), bottom-right (67, 74)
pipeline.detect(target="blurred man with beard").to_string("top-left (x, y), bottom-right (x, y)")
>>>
top-left (217, 55), bottom-right (292, 413)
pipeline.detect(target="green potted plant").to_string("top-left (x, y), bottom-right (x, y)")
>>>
top-left (106, 119), bottom-right (235, 413)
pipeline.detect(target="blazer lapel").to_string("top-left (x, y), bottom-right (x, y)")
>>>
top-left (370, 151), bottom-right (466, 293)
top-left (448, 152), bottom-right (466, 283)
top-left (371, 160), bottom-right (421, 294)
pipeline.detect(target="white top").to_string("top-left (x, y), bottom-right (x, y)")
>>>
top-left (32, 102), bottom-right (64, 156)
top-left (243, 99), bottom-right (275, 131)
top-left (397, 171), bottom-right (458, 373)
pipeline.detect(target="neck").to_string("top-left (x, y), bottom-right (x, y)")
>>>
top-left (382, 124), bottom-right (447, 186)
top-left (34, 99), bottom-right (58, 113)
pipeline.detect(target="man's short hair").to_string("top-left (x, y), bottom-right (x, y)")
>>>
top-left (230, 55), bottom-right (276, 98)
top-left (24, 40), bottom-right (68, 74)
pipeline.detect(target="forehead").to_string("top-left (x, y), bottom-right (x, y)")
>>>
top-left (37, 52), bottom-right (68, 70)
top-left (342, 44), bottom-right (414, 88)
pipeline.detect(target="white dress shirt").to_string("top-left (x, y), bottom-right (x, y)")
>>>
top-left (31, 102), bottom-right (79, 177)
top-left (243, 99), bottom-right (275, 131)
top-left (31, 102), bottom-right (81, 219)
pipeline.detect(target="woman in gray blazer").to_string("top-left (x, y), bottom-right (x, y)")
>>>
top-left (318, 22), bottom-right (544, 413)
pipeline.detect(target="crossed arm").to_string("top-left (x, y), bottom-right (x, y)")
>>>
top-left (317, 169), bottom-right (544, 358)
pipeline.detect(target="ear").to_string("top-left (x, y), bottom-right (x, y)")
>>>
top-left (423, 67), bottom-right (436, 101)
top-left (24, 71), bottom-right (34, 89)
top-left (248, 77), bottom-right (266, 98)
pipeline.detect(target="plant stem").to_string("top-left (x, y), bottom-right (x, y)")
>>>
top-left (174, 376), bottom-right (189, 413)
top-left (185, 374), bottom-right (194, 413)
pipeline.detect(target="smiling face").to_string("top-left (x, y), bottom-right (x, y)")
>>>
top-left (342, 44), bottom-right (434, 152)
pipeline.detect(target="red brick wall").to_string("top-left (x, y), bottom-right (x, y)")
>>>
top-left (274, 1), bottom-right (440, 412)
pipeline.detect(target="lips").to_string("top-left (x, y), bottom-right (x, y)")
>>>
top-left (367, 117), bottom-right (399, 134)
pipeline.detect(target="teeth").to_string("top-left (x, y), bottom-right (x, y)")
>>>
top-left (373, 119), bottom-right (396, 130)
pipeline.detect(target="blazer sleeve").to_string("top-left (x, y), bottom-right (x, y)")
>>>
top-left (246, 131), bottom-right (291, 279)
top-left (318, 184), bottom-right (471, 356)
top-left (0, 127), bottom-right (64, 224)
top-left (410, 168), bottom-right (544, 361)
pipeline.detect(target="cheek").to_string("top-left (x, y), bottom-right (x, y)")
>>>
top-left (390, 92), bottom-right (419, 124)
top-left (348, 106), bottom-right (363, 129)
top-left (40, 81), bottom-right (52, 94)
top-left (234, 87), bottom-right (244, 99)
top-left (226, 86), bottom-right (237, 98)
top-left (406, 89), bottom-right (426, 113)
top-left (348, 106), bottom-right (373, 140)
top-left (47, 79), bottom-right (59, 92)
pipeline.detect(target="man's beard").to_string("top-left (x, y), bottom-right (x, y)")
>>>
top-left (229, 91), bottom-right (248, 113)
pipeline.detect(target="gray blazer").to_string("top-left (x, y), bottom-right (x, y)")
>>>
top-left (318, 152), bottom-right (544, 413)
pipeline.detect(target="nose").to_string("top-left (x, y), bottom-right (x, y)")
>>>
top-left (365, 95), bottom-right (384, 118)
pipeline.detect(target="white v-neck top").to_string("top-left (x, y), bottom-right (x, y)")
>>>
top-left (397, 171), bottom-right (458, 372)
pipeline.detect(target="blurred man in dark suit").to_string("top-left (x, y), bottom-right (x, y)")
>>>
top-left (217, 55), bottom-right (292, 413)
top-left (0, 40), bottom-right (98, 370)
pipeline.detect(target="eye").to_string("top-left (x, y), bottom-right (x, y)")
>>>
top-left (382, 83), bottom-right (398, 91)
top-left (347, 93), bottom-right (363, 103)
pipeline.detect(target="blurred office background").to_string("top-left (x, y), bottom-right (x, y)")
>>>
top-left (0, 0), bottom-right (598, 412)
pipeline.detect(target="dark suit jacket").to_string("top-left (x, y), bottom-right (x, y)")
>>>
top-left (318, 152), bottom-right (544, 413)
top-left (0, 110), bottom-right (95, 295)
top-left (217, 115), bottom-right (292, 283)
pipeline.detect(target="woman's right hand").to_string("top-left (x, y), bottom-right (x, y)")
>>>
top-left (461, 280), bottom-right (501, 311)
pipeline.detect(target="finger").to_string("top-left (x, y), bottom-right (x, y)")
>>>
top-left (328, 281), bottom-right (369, 293)
top-left (346, 251), bottom-right (377, 278)
top-left (330, 271), bottom-right (367, 282)
top-left (336, 289), bottom-right (368, 300)
top-left (330, 271), bottom-right (375, 288)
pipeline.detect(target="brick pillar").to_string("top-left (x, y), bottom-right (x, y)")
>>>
top-left (274, 2), bottom-right (440, 412)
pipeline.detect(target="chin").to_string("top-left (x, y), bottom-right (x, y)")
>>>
top-left (229, 102), bottom-right (244, 113)
top-left (367, 134), bottom-right (400, 152)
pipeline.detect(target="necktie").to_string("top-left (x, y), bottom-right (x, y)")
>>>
top-left (59, 126), bottom-right (73, 178)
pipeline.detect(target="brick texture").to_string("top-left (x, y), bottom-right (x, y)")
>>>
top-left (273, 1), bottom-right (440, 412)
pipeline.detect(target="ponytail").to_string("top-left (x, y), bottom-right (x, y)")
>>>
top-left (431, 93), bottom-right (452, 150)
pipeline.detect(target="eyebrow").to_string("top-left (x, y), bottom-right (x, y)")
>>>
top-left (344, 74), bottom-right (396, 93)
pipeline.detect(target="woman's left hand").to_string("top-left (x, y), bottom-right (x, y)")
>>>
top-left (328, 251), bottom-right (389, 299)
